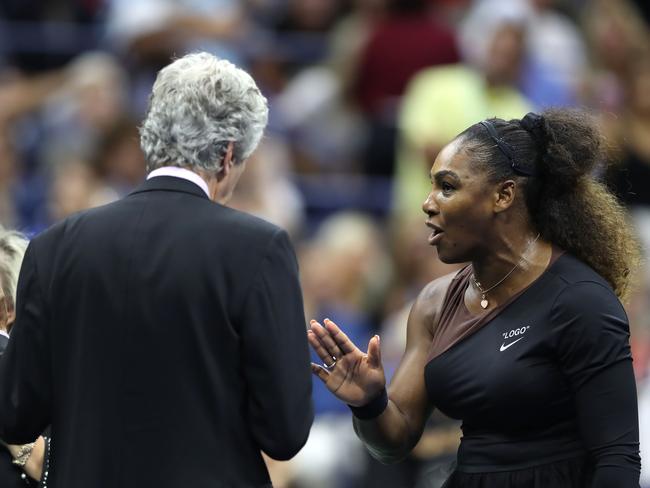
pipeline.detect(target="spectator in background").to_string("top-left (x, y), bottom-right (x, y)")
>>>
top-left (0, 52), bottom-right (128, 232)
top-left (460, 0), bottom-right (587, 108)
top-left (107, 0), bottom-right (245, 64)
top-left (91, 117), bottom-right (146, 197)
top-left (270, 0), bottom-right (344, 78)
top-left (581, 0), bottom-right (649, 113)
top-left (273, 0), bottom-right (343, 36)
top-left (0, 0), bottom-right (104, 74)
top-left (46, 159), bottom-right (116, 224)
top-left (39, 53), bottom-right (129, 170)
top-left (265, 0), bottom-right (382, 175)
top-left (228, 138), bottom-right (305, 237)
top-left (607, 55), bottom-right (650, 208)
top-left (266, 0), bottom-right (459, 217)
top-left (275, 212), bottom-right (391, 488)
top-left (605, 50), bottom-right (650, 414)
top-left (0, 227), bottom-right (28, 351)
top-left (393, 20), bottom-right (531, 219)
top-left (353, 0), bottom-right (459, 178)
top-left (0, 61), bottom-right (78, 231)
top-left (327, 0), bottom-right (387, 101)
top-left (107, 0), bottom-right (247, 116)
top-left (522, 0), bottom-right (588, 107)
top-left (0, 227), bottom-right (45, 487)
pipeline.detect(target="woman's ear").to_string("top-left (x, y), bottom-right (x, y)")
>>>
top-left (494, 179), bottom-right (516, 213)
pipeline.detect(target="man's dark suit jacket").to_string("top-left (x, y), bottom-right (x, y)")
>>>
top-left (0, 176), bottom-right (314, 488)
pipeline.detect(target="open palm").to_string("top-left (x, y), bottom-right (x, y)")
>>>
top-left (308, 319), bottom-right (386, 407)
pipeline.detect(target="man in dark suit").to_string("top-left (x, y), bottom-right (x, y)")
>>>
top-left (0, 52), bottom-right (314, 488)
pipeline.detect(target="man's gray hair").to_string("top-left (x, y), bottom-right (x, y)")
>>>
top-left (140, 52), bottom-right (269, 173)
top-left (0, 226), bottom-right (29, 306)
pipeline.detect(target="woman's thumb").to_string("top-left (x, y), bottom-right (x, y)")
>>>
top-left (367, 335), bottom-right (382, 368)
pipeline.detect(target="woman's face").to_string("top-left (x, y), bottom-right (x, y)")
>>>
top-left (422, 140), bottom-right (499, 264)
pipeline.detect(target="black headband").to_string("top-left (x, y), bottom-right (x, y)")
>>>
top-left (479, 120), bottom-right (537, 177)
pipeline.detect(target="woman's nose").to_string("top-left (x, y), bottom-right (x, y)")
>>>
top-left (422, 191), bottom-right (438, 216)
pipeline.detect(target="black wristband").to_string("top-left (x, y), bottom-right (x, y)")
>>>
top-left (348, 388), bottom-right (388, 420)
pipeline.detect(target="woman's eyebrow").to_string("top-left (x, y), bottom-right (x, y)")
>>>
top-left (431, 170), bottom-right (461, 184)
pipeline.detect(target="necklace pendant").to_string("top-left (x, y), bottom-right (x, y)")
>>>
top-left (480, 297), bottom-right (489, 309)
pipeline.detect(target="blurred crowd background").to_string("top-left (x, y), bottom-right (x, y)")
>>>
top-left (1, 0), bottom-right (650, 486)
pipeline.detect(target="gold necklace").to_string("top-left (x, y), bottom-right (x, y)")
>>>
top-left (471, 233), bottom-right (541, 309)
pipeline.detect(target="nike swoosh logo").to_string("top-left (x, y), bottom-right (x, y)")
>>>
top-left (500, 337), bottom-right (524, 352)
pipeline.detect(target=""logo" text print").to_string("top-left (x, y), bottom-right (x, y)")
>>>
top-left (500, 326), bottom-right (531, 352)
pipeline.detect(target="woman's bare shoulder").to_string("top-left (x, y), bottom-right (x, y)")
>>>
top-left (410, 270), bottom-right (463, 336)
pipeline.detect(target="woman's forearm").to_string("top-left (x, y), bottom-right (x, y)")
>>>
top-left (352, 399), bottom-right (420, 464)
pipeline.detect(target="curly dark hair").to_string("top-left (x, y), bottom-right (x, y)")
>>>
top-left (457, 108), bottom-right (640, 301)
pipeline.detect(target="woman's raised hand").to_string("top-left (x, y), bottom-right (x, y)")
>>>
top-left (308, 318), bottom-right (386, 407)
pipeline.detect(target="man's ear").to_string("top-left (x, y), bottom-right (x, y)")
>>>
top-left (216, 142), bottom-right (235, 182)
top-left (494, 179), bottom-right (516, 213)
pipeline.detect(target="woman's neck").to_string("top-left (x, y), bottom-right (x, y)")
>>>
top-left (467, 235), bottom-right (552, 311)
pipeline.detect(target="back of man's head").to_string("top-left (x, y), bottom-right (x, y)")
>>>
top-left (139, 52), bottom-right (268, 174)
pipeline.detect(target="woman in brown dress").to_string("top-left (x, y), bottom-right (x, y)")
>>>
top-left (308, 109), bottom-right (641, 487)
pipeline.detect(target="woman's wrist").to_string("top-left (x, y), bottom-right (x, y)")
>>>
top-left (348, 387), bottom-right (389, 420)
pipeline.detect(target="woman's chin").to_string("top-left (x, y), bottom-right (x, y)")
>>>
top-left (435, 244), bottom-right (467, 265)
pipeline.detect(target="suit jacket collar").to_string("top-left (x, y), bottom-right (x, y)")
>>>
top-left (129, 176), bottom-right (211, 201)
top-left (0, 333), bottom-right (8, 354)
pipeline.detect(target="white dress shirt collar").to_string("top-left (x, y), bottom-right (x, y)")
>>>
top-left (0, 329), bottom-right (9, 339)
top-left (146, 166), bottom-right (211, 198)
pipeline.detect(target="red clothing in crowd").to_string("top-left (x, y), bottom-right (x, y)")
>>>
top-left (354, 15), bottom-right (460, 116)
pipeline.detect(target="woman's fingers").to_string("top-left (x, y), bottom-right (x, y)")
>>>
top-left (309, 320), bottom-right (344, 359)
top-left (310, 362), bottom-right (332, 383)
top-left (307, 329), bottom-right (337, 367)
top-left (323, 318), bottom-right (357, 355)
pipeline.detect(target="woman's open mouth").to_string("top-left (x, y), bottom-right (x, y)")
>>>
top-left (426, 222), bottom-right (444, 245)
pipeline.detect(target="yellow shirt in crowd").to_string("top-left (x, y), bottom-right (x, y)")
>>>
top-left (394, 64), bottom-right (532, 218)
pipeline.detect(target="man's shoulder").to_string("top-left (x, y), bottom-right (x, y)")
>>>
top-left (41, 193), bottom-right (281, 235)
top-left (126, 186), bottom-right (282, 238)
top-left (30, 200), bottom-right (120, 247)
top-left (210, 204), bottom-right (283, 237)
top-left (32, 197), bottom-right (288, 267)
